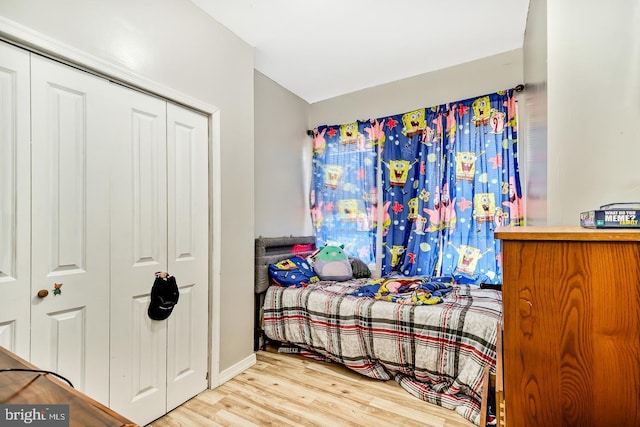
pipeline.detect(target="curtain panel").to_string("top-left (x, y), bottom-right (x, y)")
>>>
top-left (310, 122), bottom-right (378, 265)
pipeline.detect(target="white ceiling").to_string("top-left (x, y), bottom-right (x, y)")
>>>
top-left (191, 0), bottom-right (530, 104)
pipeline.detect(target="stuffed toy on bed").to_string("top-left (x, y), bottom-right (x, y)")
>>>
top-left (312, 244), bottom-right (353, 281)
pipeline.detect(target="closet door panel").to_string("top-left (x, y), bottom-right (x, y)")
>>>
top-left (0, 41), bottom-right (30, 359)
top-left (30, 54), bottom-right (111, 404)
top-left (109, 83), bottom-right (168, 426)
top-left (166, 103), bottom-right (209, 411)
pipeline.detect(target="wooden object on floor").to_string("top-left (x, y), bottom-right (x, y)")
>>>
top-left (479, 365), bottom-right (490, 427)
top-left (480, 322), bottom-right (505, 427)
top-left (494, 322), bottom-right (506, 427)
top-left (0, 346), bottom-right (136, 427)
top-left (150, 349), bottom-right (475, 427)
top-left (495, 226), bottom-right (640, 427)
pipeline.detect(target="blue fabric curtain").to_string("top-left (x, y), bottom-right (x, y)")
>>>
top-left (380, 90), bottom-right (522, 283)
top-left (310, 90), bottom-right (522, 283)
top-left (310, 121), bottom-right (378, 265)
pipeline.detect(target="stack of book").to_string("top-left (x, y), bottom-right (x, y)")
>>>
top-left (580, 202), bottom-right (640, 228)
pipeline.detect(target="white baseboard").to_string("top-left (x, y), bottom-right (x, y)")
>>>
top-left (214, 352), bottom-right (257, 387)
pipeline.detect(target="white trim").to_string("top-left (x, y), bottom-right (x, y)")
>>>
top-left (0, 15), bottom-right (222, 395)
top-left (217, 353), bottom-right (257, 386)
top-left (208, 111), bottom-right (222, 388)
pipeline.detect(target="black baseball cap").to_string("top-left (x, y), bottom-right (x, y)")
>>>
top-left (148, 273), bottom-right (180, 321)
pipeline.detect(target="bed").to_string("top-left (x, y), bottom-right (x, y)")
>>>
top-left (254, 236), bottom-right (502, 426)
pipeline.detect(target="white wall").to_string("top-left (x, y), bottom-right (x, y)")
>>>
top-left (254, 71), bottom-right (313, 237)
top-left (522, 0), bottom-right (548, 225)
top-left (546, 0), bottom-right (640, 224)
top-left (309, 49), bottom-right (524, 127)
top-left (0, 0), bottom-right (255, 372)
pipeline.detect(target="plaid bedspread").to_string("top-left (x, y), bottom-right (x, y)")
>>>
top-left (262, 279), bottom-right (502, 425)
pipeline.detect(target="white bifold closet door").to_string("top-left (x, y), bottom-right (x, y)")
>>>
top-left (109, 85), bottom-right (169, 423)
top-left (30, 54), bottom-right (112, 404)
top-left (2, 45), bottom-right (209, 425)
top-left (108, 86), bottom-right (209, 425)
top-left (0, 40), bottom-right (31, 360)
top-left (164, 102), bottom-right (209, 413)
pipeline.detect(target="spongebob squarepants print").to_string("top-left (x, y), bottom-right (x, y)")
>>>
top-left (384, 159), bottom-right (417, 188)
top-left (473, 193), bottom-right (496, 224)
top-left (273, 258), bottom-right (298, 271)
top-left (454, 245), bottom-right (483, 275)
top-left (401, 108), bottom-right (427, 137)
top-left (340, 122), bottom-right (360, 145)
top-left (471, 96), bottom-right (491, 127)
top-left (323, 165), bottom-right (344, 189)
top-left (407, 197), bottom-right (419, 222)
top-left (337, 199), bottom-right (364, 222)
top-left (388, 245), bottom-right (406, 268)
top-left (455, 152), bottom-right (478, 183)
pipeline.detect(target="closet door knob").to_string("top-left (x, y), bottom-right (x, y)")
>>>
top-left (37, 289), bottom-right (49, 298)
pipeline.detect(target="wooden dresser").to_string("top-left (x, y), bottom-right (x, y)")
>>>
top-left (495, 226), bottom-right (640, 427)
top-left (0, 346), bottom-right (136, 426)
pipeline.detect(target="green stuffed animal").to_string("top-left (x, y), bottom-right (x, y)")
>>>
top-left (313, 244), bottom-right (352, 281)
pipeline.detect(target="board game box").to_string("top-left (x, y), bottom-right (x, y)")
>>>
top-left (580, 203), bottom-right (640, 228)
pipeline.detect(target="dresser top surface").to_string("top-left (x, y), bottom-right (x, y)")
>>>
top-left (494, 225), bottom-right (640, 241)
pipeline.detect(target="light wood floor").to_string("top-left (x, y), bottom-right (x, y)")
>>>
top-left (148, 349), bottom-right (475, 427)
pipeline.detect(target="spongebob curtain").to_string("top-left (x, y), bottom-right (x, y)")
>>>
top-left (310, 122), bottom-right (379, 265)
top-left (310, 90), bottom-right (522, 283)
top-left (380, 90), bottom-right (522, 283)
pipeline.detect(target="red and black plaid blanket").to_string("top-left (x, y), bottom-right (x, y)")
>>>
top-left (262, 279), bottom-right (502, 425)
